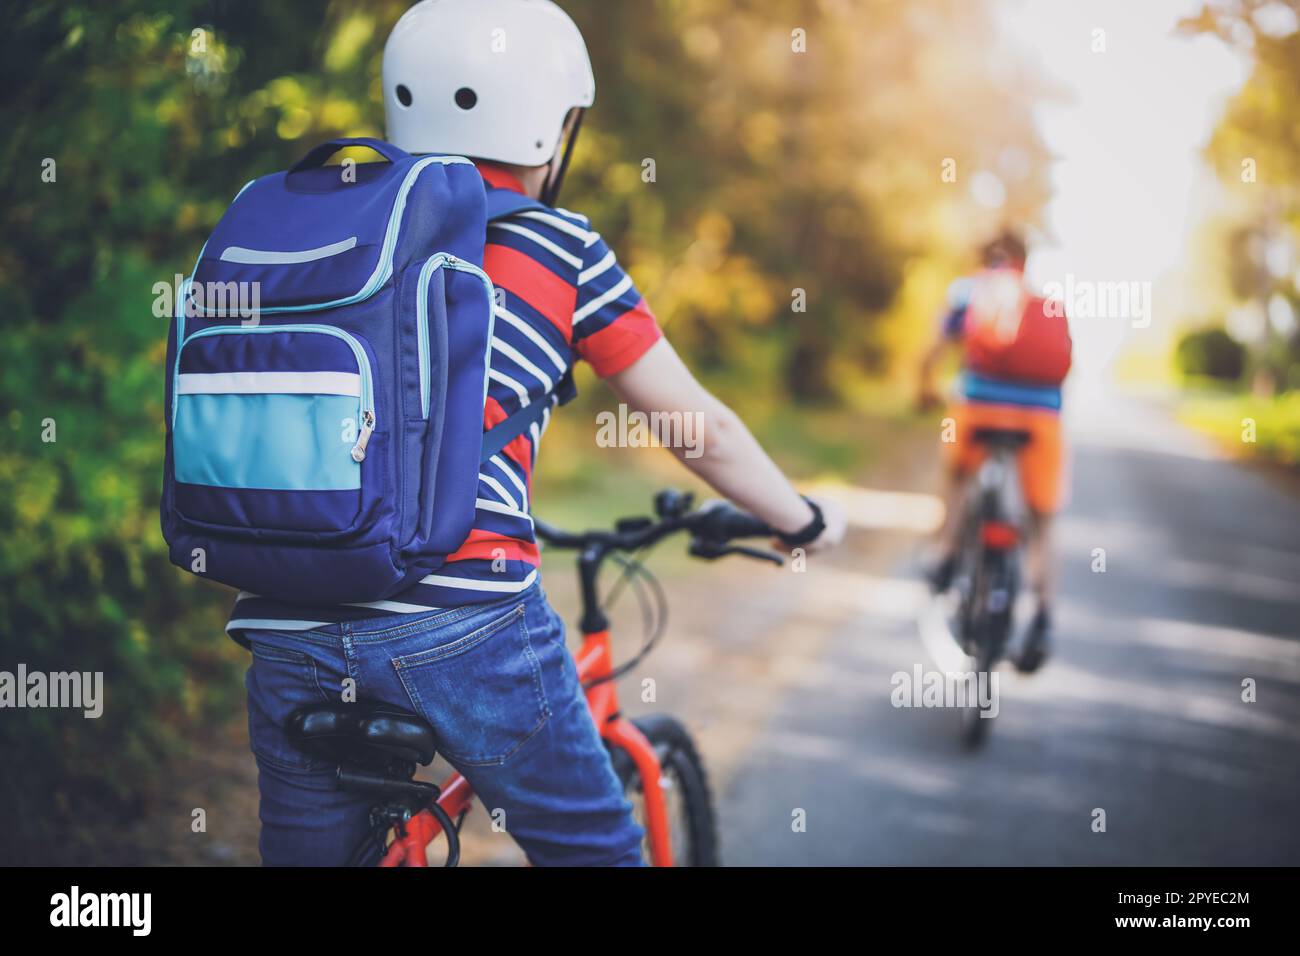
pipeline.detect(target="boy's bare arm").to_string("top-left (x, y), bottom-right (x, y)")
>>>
top-left (606, 339), bottom-right (845, 553)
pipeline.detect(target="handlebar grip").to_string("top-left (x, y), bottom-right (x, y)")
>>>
top-left (698, 503), bottom-right (772, 542)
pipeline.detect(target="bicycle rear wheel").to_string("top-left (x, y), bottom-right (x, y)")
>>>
top-left (959, 638), bottom-right (1000, 748)
top-left (959, 549), bottom-right (1014, 749)
top-left (609, 713), bottom-right (718, 866)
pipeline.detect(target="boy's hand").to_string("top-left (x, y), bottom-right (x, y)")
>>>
top-left (773, 496), bottom-right (845, 556)
top-left (916, 382), bottom-right (943, 413)
top-left (805, 496), bottom-right (846, 554)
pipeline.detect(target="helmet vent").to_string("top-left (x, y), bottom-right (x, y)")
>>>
top-left (395, 84), bottom-right (413, 107)
top-left (454, 87), bottom-right (478, 110)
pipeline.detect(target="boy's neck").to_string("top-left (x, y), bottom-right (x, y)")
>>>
top-left (478, 160), bottom-right (547, 200)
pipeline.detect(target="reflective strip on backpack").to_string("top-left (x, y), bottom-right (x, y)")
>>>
top-left (220, 237), bottom-right (358, 265)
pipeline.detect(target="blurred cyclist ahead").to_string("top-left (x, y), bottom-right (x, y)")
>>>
top-left (918, 230), bottom-right (1072, 673)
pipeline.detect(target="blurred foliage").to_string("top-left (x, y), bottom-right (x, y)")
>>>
top-left (565, 0), bottom-right (1052, 402)
top-left (0, 0), bottom-right (1048, 860)
top-left (1176, 327), bottom-right (1248, 381)
top-left (1180, 390), bottom-right (1300, 465)
top-left (1180, 0), bottom-right (1300, 407)
top-left (1173, 1), bottom-right (1300, 465)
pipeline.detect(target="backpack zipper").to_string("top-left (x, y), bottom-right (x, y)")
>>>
top-left (351, 409), bottom-right (376, 462)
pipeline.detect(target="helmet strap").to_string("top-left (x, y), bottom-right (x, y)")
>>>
top-left (541, 109), bottom-right (584, 208)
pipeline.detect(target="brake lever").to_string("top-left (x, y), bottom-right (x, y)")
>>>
top-left (689, 540), bottom-right (784, 566)
top-left (731, 544), bottom-right (784, 566)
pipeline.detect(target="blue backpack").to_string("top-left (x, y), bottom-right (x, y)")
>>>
top-left (161, 137), bottom-right (569, 605)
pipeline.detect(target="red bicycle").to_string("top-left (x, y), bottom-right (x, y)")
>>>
top-left (286, 489), bottom-right (780, 866)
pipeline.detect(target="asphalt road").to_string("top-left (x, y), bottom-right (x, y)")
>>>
top-left (719, 395), bottom-right (1300, 865)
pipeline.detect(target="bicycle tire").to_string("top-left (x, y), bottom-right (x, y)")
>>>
top-left (959, 639), bottom-right (999, 748)
top-left (608, 713), bottom-right (719, 866)
top-left (960, 549), bottom-right (1013, 749)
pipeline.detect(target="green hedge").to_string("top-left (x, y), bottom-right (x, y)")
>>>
top-left (1175, 327), bottom-right (1247, 383)
top-left (1180, 391), bottom-right (1300, 467)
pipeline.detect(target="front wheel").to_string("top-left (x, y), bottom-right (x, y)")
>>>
top-left (609, 713), bottom-right (718, 866)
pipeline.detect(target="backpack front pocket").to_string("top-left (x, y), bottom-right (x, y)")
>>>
top-left (416, 252), bottom-right (495, 419)
top-left (171, 324), bottom-right (378, 537)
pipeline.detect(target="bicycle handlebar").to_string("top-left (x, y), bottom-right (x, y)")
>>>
top-left (533, 491), bottom-right (781, 565)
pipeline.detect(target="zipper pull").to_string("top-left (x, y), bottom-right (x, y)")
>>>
top-left (351, 411), bottom-right (375, 463)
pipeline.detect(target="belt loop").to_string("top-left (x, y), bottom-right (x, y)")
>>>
top-left (340, 623), bottom-right (359, 692)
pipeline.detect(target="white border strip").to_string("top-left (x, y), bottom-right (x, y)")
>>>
top-left (177, 371), bottom-right (361, 396)
top-left (418, 568), bottom-right (538, 592)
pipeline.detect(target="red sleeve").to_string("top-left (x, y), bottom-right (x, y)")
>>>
top-left (576, 297), bottom-right (662, 377)
top-left (572, 231), bottom-right (662, 378)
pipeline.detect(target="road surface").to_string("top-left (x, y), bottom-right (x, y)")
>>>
top-left (717, 395), bottom-right (1300, 865)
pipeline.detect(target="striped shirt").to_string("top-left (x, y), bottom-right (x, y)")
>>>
top-left (227, 164), bottom-right (661, 637)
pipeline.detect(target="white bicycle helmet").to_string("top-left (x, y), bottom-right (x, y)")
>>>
top-left (382, 0), bottom-right (595, 168)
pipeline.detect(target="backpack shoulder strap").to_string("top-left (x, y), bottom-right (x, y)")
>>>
top-left (479, 370), bottom-right (576, 463)
top-left (476, 187), bottom-right (579, 463)
top-left (484, 188), bottom-right (548, 222)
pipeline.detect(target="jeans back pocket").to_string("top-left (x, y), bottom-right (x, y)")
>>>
top-left (392, 603), bottom-right (548, 766)
top-left (246, 638), bottom-right (338, 772)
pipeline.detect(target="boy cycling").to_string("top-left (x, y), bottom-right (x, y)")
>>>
top-left (234, 0), bottom-right (844, 866)
top-left (918, 230), bottom-right (1069, 674)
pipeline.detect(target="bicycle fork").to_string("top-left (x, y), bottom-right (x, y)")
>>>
top-left (583, 635), bottom-right (675, 867)
top-left (604, 714), bottom-right (674, 867)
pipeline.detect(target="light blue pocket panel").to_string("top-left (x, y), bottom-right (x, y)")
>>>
top-left (174, 392), bottom-right (361, 491)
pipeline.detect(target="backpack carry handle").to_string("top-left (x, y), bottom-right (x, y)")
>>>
top-left (289, 137), bottom-right (409, 174)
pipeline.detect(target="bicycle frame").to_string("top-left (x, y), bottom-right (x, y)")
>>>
top-left (378, 625), bottom-right (674, 867)
top-left (377, 492), bottom-right (774, 867)
top-left (976, 444), bottom-right (1012, 499)
top-left (960, 440), bottom-right (1024, 547)
top-left (953, 441), bottom-right (1024, 640)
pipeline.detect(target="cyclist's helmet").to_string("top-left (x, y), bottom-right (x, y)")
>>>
top-left (382, 0), bottom-right (595, 167)
top-left (980, 230), bottom-right (1028, 270)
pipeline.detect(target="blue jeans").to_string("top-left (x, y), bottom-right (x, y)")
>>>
top-left (242, 584), bottom-right (644, 866)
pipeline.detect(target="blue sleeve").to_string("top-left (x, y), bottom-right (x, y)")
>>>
top-left (940, 277), bottom-right (972, 340)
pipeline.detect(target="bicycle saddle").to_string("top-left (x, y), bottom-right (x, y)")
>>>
top-left (286, 701), bottom-right (438, 770)
top-left (972, 427), bottom-right (1032, 449)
